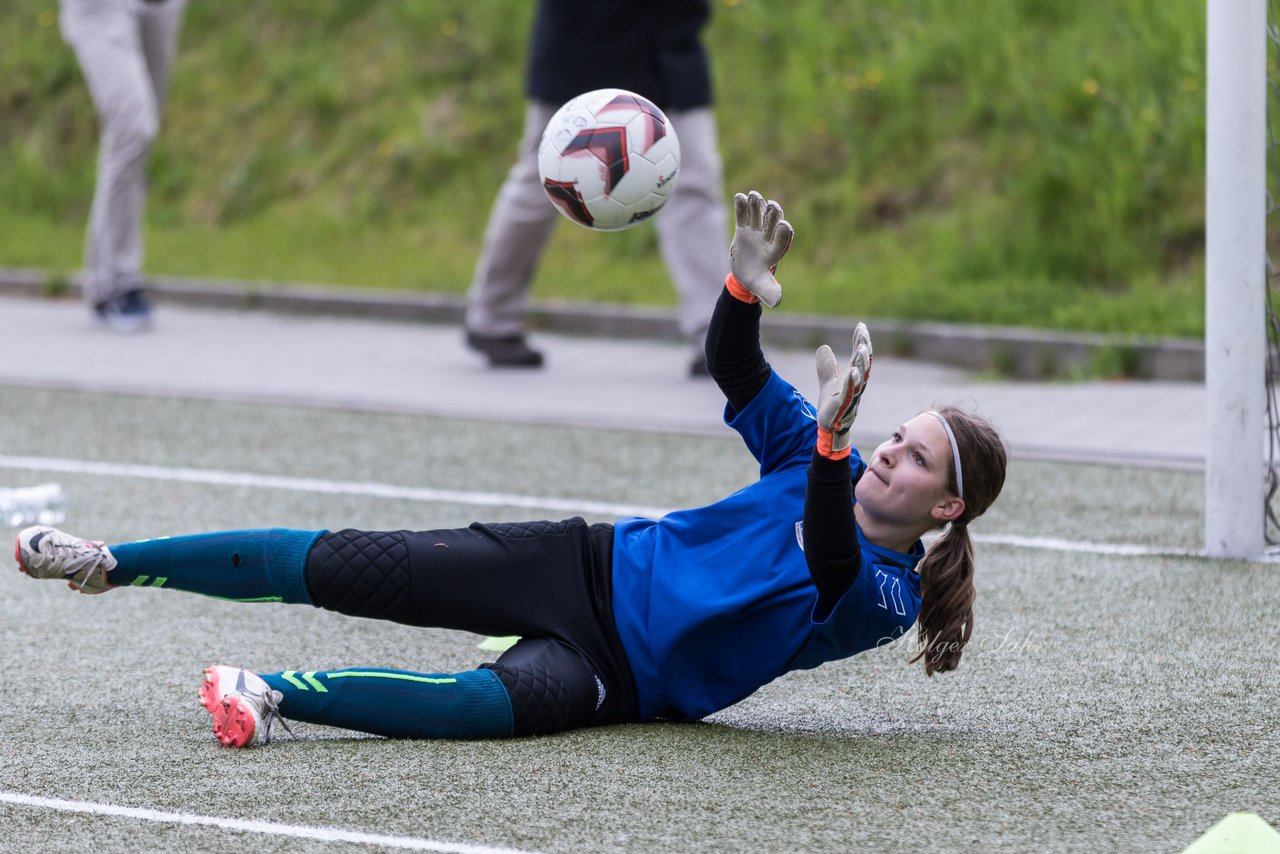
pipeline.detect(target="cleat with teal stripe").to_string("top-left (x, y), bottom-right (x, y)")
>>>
top-left (200, 665), bottom-right (292, 748)
top-left (15, 526), bottom-right (116, 594)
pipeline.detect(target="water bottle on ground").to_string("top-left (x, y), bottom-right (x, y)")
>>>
top-left (0, 484), bottom-right (68, 528)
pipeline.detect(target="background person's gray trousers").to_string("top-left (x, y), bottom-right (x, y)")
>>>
top-left (465, 100), bottom-right (729, 352)
top-left (60, 0), bottom-right (185, 307)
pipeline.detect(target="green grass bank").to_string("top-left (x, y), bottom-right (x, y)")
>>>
top-left (0, 0), bottom-right (1211, 337)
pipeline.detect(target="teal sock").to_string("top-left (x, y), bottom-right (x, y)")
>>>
top-left (108, 528), bottom-right (324, 603)
top-left (261, 667), bottom-right (514, 739)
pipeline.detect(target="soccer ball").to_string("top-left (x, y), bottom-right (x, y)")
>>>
top-left (537, 88), bottom-right (681, 231)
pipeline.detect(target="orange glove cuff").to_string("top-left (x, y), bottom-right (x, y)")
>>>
top-left (816, 428), bottom-right (851, 460)
top-left (725, 273), bottom-right (759, 304)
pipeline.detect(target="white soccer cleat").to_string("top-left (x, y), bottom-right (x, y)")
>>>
top-left (200, 665), bottom-right (291, 748)
top-left (14, 526), bottom-right (117, 594)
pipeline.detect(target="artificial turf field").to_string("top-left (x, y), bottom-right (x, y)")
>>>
top-left (1, 385), bottom-right (1276, 853)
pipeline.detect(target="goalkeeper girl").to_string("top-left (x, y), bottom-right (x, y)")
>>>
top-left (14, 191), bottom-right (1007, 748)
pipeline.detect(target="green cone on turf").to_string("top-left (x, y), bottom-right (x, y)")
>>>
top-left (1182, 812), bottom-right (1280, 854)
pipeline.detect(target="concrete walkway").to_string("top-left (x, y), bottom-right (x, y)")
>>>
top-left (0, 294), bottom-right (1206, 469)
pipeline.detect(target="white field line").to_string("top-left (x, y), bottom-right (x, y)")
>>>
top-left (971, 532), bottom-right (1208, 560)
top-left (2, 453), bottom-right (1277, 564)
top-left (0, 792), bottom-right (542, 854)
top-left (0, 454), bottom-right (671, 520)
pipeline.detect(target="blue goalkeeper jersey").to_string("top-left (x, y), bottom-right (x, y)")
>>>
top-left (611, 369), bottom-right (925, 722)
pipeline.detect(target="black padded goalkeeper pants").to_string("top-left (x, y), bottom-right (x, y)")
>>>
top-left (302, 517), bottom-right (638, 735)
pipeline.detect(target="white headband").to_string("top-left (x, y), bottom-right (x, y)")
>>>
top-left (925, 410), bottom-right (964, 500)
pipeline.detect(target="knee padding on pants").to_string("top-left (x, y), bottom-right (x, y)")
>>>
top-left (305, 529), bottom-right (411, 622)
top-left (485, 639), bottom-right (603, 737)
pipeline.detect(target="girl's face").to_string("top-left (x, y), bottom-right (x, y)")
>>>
top-left (854, 412), bottom-right (964, 529)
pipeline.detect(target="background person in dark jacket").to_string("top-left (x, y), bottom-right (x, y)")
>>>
top-left (464, 0), bottom-right (728, 376)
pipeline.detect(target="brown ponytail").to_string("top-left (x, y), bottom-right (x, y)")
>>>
top-left (910, 406), bottom-right (1006, 675)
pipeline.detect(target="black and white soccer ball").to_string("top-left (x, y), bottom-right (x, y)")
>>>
top-left (537, 88), bottom-right (681, 231)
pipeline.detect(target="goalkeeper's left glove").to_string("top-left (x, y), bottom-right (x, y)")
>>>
top-left (726, 190), bottom-right (793, 307)
top-left (815, 322), bottom-right (873, 459)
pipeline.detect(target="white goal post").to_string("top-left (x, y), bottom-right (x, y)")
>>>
top-left (1205, 0), bottom-right (1266, 559)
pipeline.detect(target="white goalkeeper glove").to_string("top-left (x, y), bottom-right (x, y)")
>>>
top-left (815, 322), bottom-right (873, 459)
top-left (727, 190), bottom-right (793, 308)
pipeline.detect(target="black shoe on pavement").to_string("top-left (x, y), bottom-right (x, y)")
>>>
top-left (465, 330), bottom-right (545, 368)
top-left (93, 288), bottom-right (153, 333)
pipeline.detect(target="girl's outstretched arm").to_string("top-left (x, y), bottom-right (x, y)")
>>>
top-left (703, 285), bottom-right (770, 413)
top-left (802, 328), bottom-right (874, 611)
top-left (803, 449), bottom-right (861, 608)
top-left (705, 190), bottom-right (794, 412)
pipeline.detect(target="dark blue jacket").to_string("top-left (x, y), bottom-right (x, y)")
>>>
top-left (526, 0), bottom-right (713, 109)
